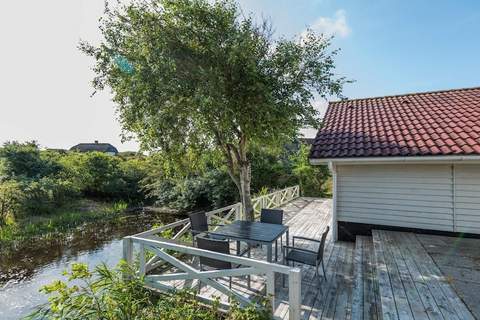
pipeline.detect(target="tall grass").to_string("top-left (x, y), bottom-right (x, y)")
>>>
top-left (27, 262), bottom-right (271, 320)
top-left (0, 200), bottom-right (128, 249)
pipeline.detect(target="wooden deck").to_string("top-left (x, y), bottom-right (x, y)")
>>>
top-left (143, 197), bottom-right (478, 320)
top-left (272, 198), bottom-right (380, 320)
top-left (373, 230), bottom-right (477, 320)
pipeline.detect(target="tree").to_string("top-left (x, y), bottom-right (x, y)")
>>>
top-left (80, 0), bottom-right (347, 220)
top-left (291, 144), bottom-right (330, 197)
top-left (0, 141), bottom-right (60, 180)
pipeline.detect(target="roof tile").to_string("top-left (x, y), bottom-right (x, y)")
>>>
top-left (310, 87), bottom-right (480, 159)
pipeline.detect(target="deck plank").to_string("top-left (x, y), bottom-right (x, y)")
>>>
top-left (378, 231), bottom-right (426, 320)
top-left (403, 232), bottom-right (474, 320)
top-left (362, 236), bottom-right (380, 320)
top-left (352, 236), bottom-right (365, 320)
top-left (388, 231), bottom-right (444, 320)
top-left (372, 230), bottom-right (399, 320)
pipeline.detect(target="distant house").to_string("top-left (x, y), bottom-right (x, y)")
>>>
top-left (70, 141), bottom-right (119, 156)
top-left (309, 86), bottom-right (480, 241)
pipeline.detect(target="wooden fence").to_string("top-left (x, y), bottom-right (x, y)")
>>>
top-left (123, 185), bottom-right (301, 319)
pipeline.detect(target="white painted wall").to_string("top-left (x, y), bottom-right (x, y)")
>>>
top-left (336, 164), bottom-right (455, 232)
top-left (454, 164), bottom-right (480, 234)
top-left (335, 163), bottom-right (480, 234)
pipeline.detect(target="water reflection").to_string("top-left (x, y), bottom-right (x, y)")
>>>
top-left (0, 211), bottom-right (179, 320)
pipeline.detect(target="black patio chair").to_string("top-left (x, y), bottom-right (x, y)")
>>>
top-left (283, 226), bottom-right (329, 284)
top-left (260, 208), bottom-right (284, 225)
top-left (260, 208), bottom-right (284, 260)
top-left (196, 235), bottom-right (233, 289)
top-left (189, 211), bottom-right (224, 245)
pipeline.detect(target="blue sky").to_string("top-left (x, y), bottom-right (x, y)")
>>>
top-left (0, 0), bottom-right (479, 150)
top-left (240, 0), bottom-right (480, 100)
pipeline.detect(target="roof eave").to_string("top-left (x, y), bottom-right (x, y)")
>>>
top-left (309, 155), bottom-right (480, 165)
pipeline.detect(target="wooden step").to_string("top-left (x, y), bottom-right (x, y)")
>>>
top-left (352, 236), bottom-right (380, 320)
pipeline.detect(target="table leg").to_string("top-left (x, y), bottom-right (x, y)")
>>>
top-left (286, 230), bottom-right (290, 247)
top-left (247, 243), bottom-right (251, 288)
top-left (275, 239), bottom-right (278, 261)
top-left (236, 240), bottom-right (240, 256)
top-left (267, 243), bottom-right (272, 263)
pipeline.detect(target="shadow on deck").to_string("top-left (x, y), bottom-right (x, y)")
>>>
top-left (132, 196), bottom-right (479, 320)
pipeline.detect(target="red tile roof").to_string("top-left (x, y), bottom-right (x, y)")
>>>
top-left (309, 87), bottom-right (480, 159)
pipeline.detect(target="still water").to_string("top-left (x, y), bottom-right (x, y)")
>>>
top-left (0, 211), bottom-right (178, 320)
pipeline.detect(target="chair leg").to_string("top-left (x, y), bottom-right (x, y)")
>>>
top-left (280, 237), bottom-right (283, 258)
top-left (229, 277), bottom-right (232, 290)
top-left (247, 244), bottom-right (251, 289)
top-left (321, 260), bottom-right (327, 280)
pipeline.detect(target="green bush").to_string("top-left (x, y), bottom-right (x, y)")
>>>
top-left (59, 152), bottom-right (149, 202)
top-left (290, 144), bottom-right (330, 197)
top-left (147, 168), bottom-right (237, 211)
top-left (20, 177), bottom-right (81, 215)
top-left (0, 180), bottom-right (23, 225)
top-left (0, 141), bottom-right (61, 180)
top-left (29, 262), bottom-right (270, 320)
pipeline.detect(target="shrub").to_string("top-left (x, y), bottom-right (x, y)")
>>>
top-left (29, 262), bottom-right (271, 320)
top-left (147, 168), bottom-right (237, 211)
top-left (290, 144), bottom-right (330, 197)
top-left (20, 177), bottom-right (80, 215)
top-left (0, 141), bottom-right (61, 180)
top-left (59, 152), bottom-right (149, 201)
top-left (0, 180), bottom-right (23, 225)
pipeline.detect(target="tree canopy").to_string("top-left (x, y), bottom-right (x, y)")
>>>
top-left (81, 0), bottom-right (347, 219)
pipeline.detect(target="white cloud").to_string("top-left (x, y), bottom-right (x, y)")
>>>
top-left (302, 9), bottom-right (351, 39)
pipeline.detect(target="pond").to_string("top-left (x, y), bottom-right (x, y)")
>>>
top-left (0, 210), bottom-right (180, 320)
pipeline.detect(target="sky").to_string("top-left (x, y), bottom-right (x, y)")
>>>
top-left (1, 0), bottom-right (479, 151)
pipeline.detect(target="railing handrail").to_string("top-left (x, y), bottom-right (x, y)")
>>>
top-left (133, 185), bottom-right (299, 238)
top-left (128, 235), bottom-right (294, 275)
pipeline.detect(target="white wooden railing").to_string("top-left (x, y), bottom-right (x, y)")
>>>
top-left (123, 185), bottom-right (301, 319)
top-left (252, 185), bottom-right (300, 216)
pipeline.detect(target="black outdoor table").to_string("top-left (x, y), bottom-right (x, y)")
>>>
top-left (208, 220), bottom-right (289, 263)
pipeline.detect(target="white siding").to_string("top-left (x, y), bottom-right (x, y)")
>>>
top-left (336, 164), bottom-right (454, 232)
top-left (454, 164), bottom-right (480, 234)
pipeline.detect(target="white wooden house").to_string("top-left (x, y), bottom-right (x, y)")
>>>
top-left (309, 87), bottom-right (480, 240)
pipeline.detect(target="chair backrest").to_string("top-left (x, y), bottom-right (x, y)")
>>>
top-left (196, 236), bottom-right (232, 270)
top-left (317, 226), bottom-right (330, 261)
top-left (189, 211), bottom-right (208, 234)
top-left (260, 208), bottom-right (283, 225)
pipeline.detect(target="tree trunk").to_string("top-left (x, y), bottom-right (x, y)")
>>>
top-left (239, 161), bottom-right (254, 221)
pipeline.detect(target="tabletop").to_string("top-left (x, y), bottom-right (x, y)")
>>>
top-left (209, 220), bottom-right (288, 244)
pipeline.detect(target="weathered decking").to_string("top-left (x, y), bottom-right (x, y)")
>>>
top-left (272, 198), bottom-right (380, 320)
top-left (139, 197), bottom-right (479, 319)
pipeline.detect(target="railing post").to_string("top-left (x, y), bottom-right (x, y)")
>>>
top-left (266, 271), bottom-right (275, 313)
top-left (123, 236), bottom-right (133, 265)
top-left (139, 243), bottom-right (146, 277)
top-left (235, 203), bottom-right (242, 220)
top-left (288, 268), bottom-right (302, 320)
top-left (122, 237), bottom-right (134, 280)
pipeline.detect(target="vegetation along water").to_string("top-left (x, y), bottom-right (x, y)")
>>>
top-left (0, 140), bottom-right (330, 319)
top-left (1, 0), bottom-right (343, 317)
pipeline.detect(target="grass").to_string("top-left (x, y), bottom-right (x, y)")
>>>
top-left (0, 199), bottom-right (128, 249)
top-left (28, 262), bottom-right (271, 320)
